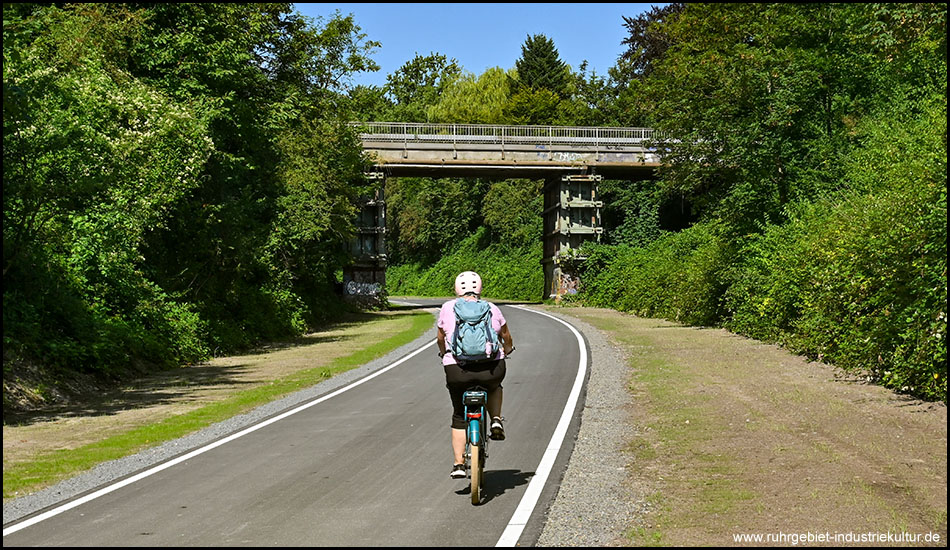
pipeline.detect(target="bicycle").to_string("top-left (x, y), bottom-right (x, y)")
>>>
top-left (462, 386), bottom-right (489, 505)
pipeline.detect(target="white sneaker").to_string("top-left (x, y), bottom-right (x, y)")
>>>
top-left (490, 417), bottom-right (506, 441)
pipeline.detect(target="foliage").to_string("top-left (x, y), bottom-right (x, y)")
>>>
top-left (4, 4), bottom-right (214, 374)
top-left (384, 177), bottom-right (490, 265)
top-left (618, 3), bottom-right (686, 82)
top-left (3, 3), bottom-right (375, 391)
top-left (556, 63), bottom-right (623, 127)
top-left (723, 97), bottom-right (947, 400)
top-left (383, 52), bottom-right (461, 122)
top-left (576, 223), bottom-right (734, 327)
top-left (503, 34), bottom-right (571, 125)
top-left (7, 2), bottom-right (945, 406)
top-left (503, 87), bottom-right (562, 126)
top-left (387, 228), bottom-right (543, 301)
top-left (572, 3), bottom-right (947, 401)
top-left (427, 67), bottom-right (511, 124)
top-left (638, 4), bottom-right (846, 225)
top-left (510, 34), bottom-right (569, 97)
top-left (481, 179), bottom-right (543, 249)
top-left (610, 3), bottom-right (686, 126)
top-left (599, 179), bottom-right (662, 247)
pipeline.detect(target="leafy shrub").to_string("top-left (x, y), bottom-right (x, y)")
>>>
top-left (388, 227), bottom-right (544, 301)
top-left (577, 223), bottom-right (734, 326)
top-left (579, 97), bottom-right (946, 401)
top-left (725, 99), bottom-right (946, 400)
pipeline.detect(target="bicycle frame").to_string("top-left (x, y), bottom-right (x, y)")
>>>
top-left (462, 388), bottom-right (489, 505)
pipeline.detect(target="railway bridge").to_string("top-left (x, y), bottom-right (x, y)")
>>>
top-left (345, 122), bottom-right (661, 301)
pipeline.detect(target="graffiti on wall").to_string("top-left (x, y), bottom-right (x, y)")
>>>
top-left (558, 271), bottom-right (579, 296)
top-left (345, 280), bottom-right (382, 296)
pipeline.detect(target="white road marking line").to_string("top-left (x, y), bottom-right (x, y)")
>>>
top-left (3, 339), bottom-right (437, 537)
top-left (496, 305), bottom-right (587, 547)
top-left (388, 300), bottom-right (423, 307)
top-left (6, 303), bottom-right (586, 545)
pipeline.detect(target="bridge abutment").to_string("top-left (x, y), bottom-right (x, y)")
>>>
top-left (343, 173), bottom-right (387, 307)
top-left (543, 174), bottom-right (603, 300)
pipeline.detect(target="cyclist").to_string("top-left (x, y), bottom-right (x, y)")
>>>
top-left (437, 271), bottom-right (515, 479)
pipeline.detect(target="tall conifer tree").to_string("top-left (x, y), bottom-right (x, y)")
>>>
top-left (511, 34), bottom-right (568, 97)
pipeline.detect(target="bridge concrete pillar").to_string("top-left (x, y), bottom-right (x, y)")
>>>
top-left (542, 174), bottom-right (603, 300)
top-left (343, 172), bottom-right (387, 306)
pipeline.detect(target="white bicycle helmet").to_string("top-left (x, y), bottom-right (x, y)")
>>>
top-left (454, 271), bottom-right (483, 296)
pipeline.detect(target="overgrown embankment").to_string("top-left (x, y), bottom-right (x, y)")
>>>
top-left (571, 98), bottom-right (947, 403)
top-left (3, 4), bottom-right (375, 410)
top-left (387, 228), bottom-right (544, 301)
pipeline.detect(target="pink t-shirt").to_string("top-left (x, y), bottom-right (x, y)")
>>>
top-left (438, 298), bottom-right (507, 366)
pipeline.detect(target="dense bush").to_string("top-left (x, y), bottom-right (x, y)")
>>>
top-left (564, 3), bottom-right (946, 402)
top-left (575, 98), bottom-right (947, 401)
top-left (3, 6), bottom-right (213, 375)
top-left (387, 228), bottom-right (543, 301)
top-left (576, 223), bottom-right (733, 326)
top-left (724, 99), bottom-right (947, 400)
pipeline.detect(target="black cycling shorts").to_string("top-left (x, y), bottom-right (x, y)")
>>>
top-left (443, 359), bottom-right (506, 430)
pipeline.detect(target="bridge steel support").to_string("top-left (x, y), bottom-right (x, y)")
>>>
top-left (343, 172), bottom-right (387, 306)
top-left (542, 174), bottom-right (603, 300)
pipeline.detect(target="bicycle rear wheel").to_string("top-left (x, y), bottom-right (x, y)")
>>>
top-left (470, 442), bottom-right (483, 504)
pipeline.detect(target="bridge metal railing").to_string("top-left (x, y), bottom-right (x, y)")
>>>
top-left (349, 122), bottom-right (657, 148)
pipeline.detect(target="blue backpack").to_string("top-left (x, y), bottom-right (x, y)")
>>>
top-left (451, 298), bottom-right (500, 363)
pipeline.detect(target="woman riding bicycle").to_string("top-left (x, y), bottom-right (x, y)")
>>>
top-left (437, 271), bottom-right (515, 479)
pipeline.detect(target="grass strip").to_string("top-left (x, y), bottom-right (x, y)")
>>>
top-left (4, 309), bottom-right (433, 499)
top-left (575, 311), bottom-right (754, 547)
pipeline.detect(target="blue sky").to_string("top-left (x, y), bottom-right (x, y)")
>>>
top-left (294, 3), bottom-right (663, 88)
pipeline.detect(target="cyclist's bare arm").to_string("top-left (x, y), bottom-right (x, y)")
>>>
top-left (500, 324), bottom-right (514, 355)
top-left (437, 327), bottom-right (447, 356)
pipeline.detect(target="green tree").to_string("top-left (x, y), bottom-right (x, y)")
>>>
top-left (556, 62), bottom-right (623, 126)
top-left (618, 3), bottom-right (686, 82)
top-left (427, 67), bottom-right (511, 124)
top-left (481, 179), bottom-right (543, 249)
top-left (505, 34), bottom-right (571, 125)
top-left (503, 87), bottom-right (561, 125)
top-left (130, 4), bottom-right (377, 347)
top-left (641, 3), bottom-right (888, 226)
top-left (4, 4), bottom-right (214, 371)
top-left (346, 84), bottom-right (390, 121)
top-left (510, 34), bottom-right (569, 97)
top-left (3, 3), bottom-right (378, 388)
top-left (611, 3), bottom-right (686, 126)
top-left (385, 177), bottom-right (490, 265)
top-left (384, 52), bottom-right (461, 122)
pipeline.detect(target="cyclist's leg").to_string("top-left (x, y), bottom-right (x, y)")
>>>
top-left (451, 428), bottom-right (465, 465)
top-left (487, 387), bottom-right (503, 419)
top-left (485, 360), bottom-right (507, 440)
top-left (486, 359), bottom-right (507, 418)
top-left (445, 363), bottom-right (472, 472)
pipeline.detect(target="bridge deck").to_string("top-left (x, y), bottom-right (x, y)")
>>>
top-left (352, 122), bottom-right (661, 178)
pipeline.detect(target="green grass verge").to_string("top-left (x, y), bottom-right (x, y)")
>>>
top-left (579, 313), bottom-right (755, 546)
top-left (3, 309), bottom-right (433, 499)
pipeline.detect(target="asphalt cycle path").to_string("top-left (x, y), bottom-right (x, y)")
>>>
top-left (3, 300), bottom-right (588, 547)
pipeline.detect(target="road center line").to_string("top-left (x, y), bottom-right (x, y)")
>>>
top-left (496, 306), bottom-right (588, 547)
top-left (3, 339), bottom-right (437, 537)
